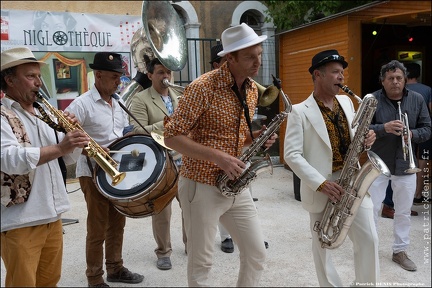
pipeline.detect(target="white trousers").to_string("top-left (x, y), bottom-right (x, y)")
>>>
top-left (178, 176), bottom-right (266, 287)
top-left (310, 195), bottom-right (380, 287)
top-left (369, 174), bottom-right (416, 253)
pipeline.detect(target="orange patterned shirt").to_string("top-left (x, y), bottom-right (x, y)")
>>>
top-left (164, 63), bottom-right (258, 186)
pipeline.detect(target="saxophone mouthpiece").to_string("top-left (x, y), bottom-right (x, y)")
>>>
top-left (336, 84), bottom-right (353, 96)
top-left (337, 84), bottom-right (362, 104)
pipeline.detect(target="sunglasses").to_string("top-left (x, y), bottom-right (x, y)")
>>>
top-left (317, 55), bottom-right (345, 66)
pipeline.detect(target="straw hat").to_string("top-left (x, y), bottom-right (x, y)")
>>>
top-left (1, 47), bottom-right (46, 71)
top-left (217, 23), bottom-right (267, 57)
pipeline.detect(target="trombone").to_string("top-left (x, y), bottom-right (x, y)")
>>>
top-left (397, 101), bottom-right (421, 174)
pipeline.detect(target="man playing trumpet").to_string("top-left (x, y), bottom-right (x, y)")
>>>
top-left (369, 60), bottom-right (431, 271)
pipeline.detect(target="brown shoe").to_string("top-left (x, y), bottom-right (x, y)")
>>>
top-left (392, 251), bottom-right (417, 271)
top-left (381, 205), bottom-right (418, 218)
top-left (381, 204), bottom-right (394, 218)
top-left (107, 267), bottom-right (144, 284)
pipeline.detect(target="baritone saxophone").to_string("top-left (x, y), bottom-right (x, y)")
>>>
top-left (313, 85), bottom-right (390, 249)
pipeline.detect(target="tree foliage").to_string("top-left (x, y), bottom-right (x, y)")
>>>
top-left (263, 0), bottom-right (377, 31)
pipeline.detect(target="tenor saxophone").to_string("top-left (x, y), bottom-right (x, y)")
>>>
top-left (313, 85), bottom-right (390, 249)
top-left (216, 75), bottom-right (292, 197)
top-left (35, 92), bottom-right (126, 186)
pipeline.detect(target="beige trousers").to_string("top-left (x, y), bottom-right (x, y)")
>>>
top-left (178, 176), bottom-right (266, 287)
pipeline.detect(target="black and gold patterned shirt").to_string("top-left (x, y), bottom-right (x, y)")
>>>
top-left (315, 97), bottom-right (351, 172)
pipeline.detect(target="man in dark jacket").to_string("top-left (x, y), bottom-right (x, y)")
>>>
top-left (369, 60), bottom-right (431, 272)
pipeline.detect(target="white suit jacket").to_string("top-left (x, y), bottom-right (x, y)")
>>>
top-left (284, 93), bottom-right (355, 213)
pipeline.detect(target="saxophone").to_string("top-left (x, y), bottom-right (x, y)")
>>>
top-left (216, 75), bottom-right (292, 197)
top-left (313, 85), bottom-right (390, 249)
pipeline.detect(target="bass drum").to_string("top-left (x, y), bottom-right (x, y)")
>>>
top-left (95, 134), bottom-right (178, 218)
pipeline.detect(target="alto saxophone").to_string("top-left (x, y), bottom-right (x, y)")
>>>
top-left (216, 75), bottom-right (292, 197)
top-left (313, 85), bottom-right (390, 249)
top-left (35, 92), bottom-right (126, 186)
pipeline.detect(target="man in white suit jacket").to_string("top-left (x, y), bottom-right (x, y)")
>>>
top-left (128, 58), bottom-right (182, 271)
top-left (284, 50), bottom-right (379, 286)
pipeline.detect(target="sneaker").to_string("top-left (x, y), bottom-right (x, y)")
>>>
top-left (107, 267), bottom-right (144, 284)
top-left (413, 196), bottom-right (431, 205)
top-left (156, 257), bottom-right (172, 270)
top-left (88, 283), bottom-right (109, 287)
top-left (392, 251), bottom-right (417, 271)
top-left (221, 238), bottom-right (234, 253)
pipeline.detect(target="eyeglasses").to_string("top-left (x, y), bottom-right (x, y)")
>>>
top-left (317, 55), bottom-right (345, 66)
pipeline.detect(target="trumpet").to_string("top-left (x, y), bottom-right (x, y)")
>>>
top-left (35, 92), bottom-right (126, 185)
top-left (397, 101), bottom-right (421, 174)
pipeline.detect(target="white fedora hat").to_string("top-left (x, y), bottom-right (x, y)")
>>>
top-left (1, 47), bottom-right (46, 71)
top-left (217, 23), bottom-right (267, 57)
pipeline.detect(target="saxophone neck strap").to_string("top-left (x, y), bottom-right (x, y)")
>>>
top-left (33, 102), bottom-right (66, 133)
top-left (232, 83), bottom-right (254, 140)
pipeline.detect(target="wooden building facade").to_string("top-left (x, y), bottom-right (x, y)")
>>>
top-left (278, 0), bottom-right (431, 163)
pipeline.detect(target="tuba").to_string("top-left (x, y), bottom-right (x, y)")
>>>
top-left (313, 85), bottom-right (391, 249)
top-left (121, 0), bottom-right (187, 108)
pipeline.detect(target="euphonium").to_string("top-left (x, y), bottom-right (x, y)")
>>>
top-left (35, 92), bottom-right (126, 186)
top-left (216, 75), bottom-right (292, 197)
top-left (313, 85), bottom-right (390, 249)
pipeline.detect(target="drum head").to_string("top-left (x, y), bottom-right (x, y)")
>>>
top-left (96, 134), bottom-right (166, 199)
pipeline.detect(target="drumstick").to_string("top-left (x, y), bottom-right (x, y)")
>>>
top-left (109, 149), bottom-right (140, 157)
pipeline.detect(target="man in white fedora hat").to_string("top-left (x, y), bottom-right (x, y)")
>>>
top-left (1, 46), bottom-right (89, 286)
top-left (164, 23), bottom-right (277, 286)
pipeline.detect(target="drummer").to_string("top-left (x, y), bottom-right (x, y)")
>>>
top-left (128, 57), bottom-right (184, 270)
top-left (65, 52), bottom-right (144, 287)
